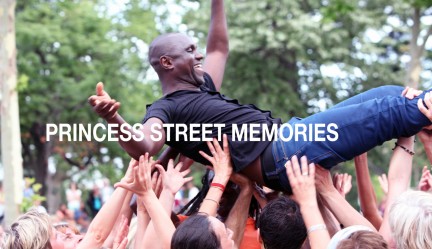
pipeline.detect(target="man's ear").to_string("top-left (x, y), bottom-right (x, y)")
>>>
top-left (160, 56), bottom-right (174, 70)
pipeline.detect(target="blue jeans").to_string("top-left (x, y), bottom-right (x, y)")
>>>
top-left (267, 85), bottom-right (432, 192)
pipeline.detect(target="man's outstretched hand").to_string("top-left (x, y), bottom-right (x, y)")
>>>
top-left (88, 82), bottom-right (121, 121)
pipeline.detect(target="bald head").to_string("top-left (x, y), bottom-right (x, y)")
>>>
top-left (148, 33), bottom-right (194, 70)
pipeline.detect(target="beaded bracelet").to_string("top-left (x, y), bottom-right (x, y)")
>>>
top-left (392, 142), bottom-right (415, 156)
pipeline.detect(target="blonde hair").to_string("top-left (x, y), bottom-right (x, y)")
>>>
top-left (389, 190), bottom-right (432, 249)
top-left (1, 209), bottom-right (52, 249)
top-left (336, 231), bottom-right (388, 249)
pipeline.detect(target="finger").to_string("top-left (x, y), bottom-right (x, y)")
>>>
top-left (107, 102), bottom-right (121, 118)
top-left (88, 96), bottom-right (99, 106)
top-left (155, 164), bottom-right (166, 178)
top-left (285, 160), bottom-right (296, 183)
top-left (423, 165), bottom-right (429, 173)
top-left (291, 156), bottom-right (302, 178)
top-left (401, 86), bottom-right (408, 96)
top-left (174, 161), bottom-right (183, 172)
top-left (96, 82), bottom-right (104, 96)
top-left (199, 150), bottom-right (215, 164)
top-left (300, 156), bottom-right (308, 175)
top-left (223, 134), bottom-right (230, 157)
top-left (151, 171), bottom-right (158, 188)
top-left (212, 137), bottom-right (223, 154)
top-left (114, 182), bottom-right (134, 193)
top-left (117, 237), bottom-right (128, 249)
top-left (167, 159), bottom-right (174, 171)
top-left (184, 176), bottom-right (193, 183)
top-left (206, 140), bottom-right (217, 157)
top-left (418, 99), bottom-right (429, 118)
top-left (425, 92), bottom-right (432, 109)
top-left (180, 168), bottom-right (191, 177)
top-left (309, 163), bottom-right (315, 178)
top-left (415, 90), bottom-right (423, 97)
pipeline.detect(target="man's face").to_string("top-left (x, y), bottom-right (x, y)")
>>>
top-left (50, 227), bottom-right (83, 249)
top-left (167, 34), bottom-right (205, 86)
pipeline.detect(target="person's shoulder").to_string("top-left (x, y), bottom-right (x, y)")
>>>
top-left (202, 72), bottom-right (217, 92)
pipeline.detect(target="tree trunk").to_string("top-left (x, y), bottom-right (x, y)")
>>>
top-left (46, 170), bottom-right (67, 214)
top-left (0, 0), bottom-right (23, 226)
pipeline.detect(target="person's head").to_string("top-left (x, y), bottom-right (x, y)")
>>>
top-left (389, 190), bottom-right (432, 249)
top-left (327, 225), bottom-right (387, 249)
top-left (336, 231), bottom-right (388, 249)
top-left (148, 33), bottom-right (205, 87)
top-left (69, 182), bottom-right (77, 191)
top-left (258, 196), bottom-right (307, 249)
top-left (1, 209), bottom-right (83, 249)
top-left (171, 214), bottom-right (234, 249)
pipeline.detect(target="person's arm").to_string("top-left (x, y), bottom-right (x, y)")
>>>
top-left (102, 191), bottom-right (134, 248)
top-left (315, 165), bottom-right (375, 231)
top-left (141, 160), bottom-right (193, 249)
top-left (134, 196), bottom-right (151, 249)
top-left (418, 129), bottom-right (432, 163)
top-left (286, 156), bottom-right (330, 249)
top-left (418, 165), bottom-right (432, 192)
top-left (78, 159), bottom-right (137, 249)
top-left (88, 83), bottom-right (166, 158)
top-left (379, 136), bottom-right (414, 244)
top-left (112, 216), bottom-right (129, 249)
top-left (224, 173), bottom-right (253, 248)
top-left (115, 153), bottom-right (175, 249)
top-left (198, 134), bottom-right (233, 216)
top-left (203, 0), bottom-right (229, 91)
top-left (354, 153), bottom-right (383, 230)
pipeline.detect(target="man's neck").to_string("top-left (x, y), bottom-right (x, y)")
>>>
top-left (161, 79), bottom-right (200, 96)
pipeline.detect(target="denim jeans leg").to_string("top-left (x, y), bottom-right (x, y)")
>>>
top-left (332, 85), bottom-right (405, 109)
top-left (271, 86), bottom-right (431, 192)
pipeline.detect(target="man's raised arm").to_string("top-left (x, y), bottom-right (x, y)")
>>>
top-left (88, 82), bottom-right (166, 159)
top-left (203, 0), bottom-right (229, 91)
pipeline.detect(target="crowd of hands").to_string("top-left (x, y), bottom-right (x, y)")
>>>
top-left (83, 130), bottom-right (432, 249)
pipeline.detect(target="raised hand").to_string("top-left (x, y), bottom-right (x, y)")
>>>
top-left (88, 82), bottom-right (121, 121)
top-left (314, 164), bottom-right (336, 194)
top-left (401, 86), bottom-right (423, 100)
top-left (377, 174), bottom-right (389, 195)
top-left (115, 153), bottom-right (155, 197)
top-left (121, 158), bottom-right (139, 184)
top-left (418, 91), bottom-right (432, 121)
top-left (155, 159), bottom-right (193, 195)
top-left (418, 166), bottom-right (432, 192)
top-left (333, 173), bottom-right (352, 198)
top-left (285, 155), bottom-right (316, 205)
top-left (199, 134), bottom-right (233, 183)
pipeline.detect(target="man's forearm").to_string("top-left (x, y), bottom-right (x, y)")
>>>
top-left (106, 114), bottom-right (157, 159)
top-left (207, 0), bottom-right (229, 53)
top-left (225, 187), bottom-right (253, 248)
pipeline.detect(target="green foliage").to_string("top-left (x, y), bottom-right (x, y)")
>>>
top-left (20, 178), bottom-right (46, 213)
top-left (15, 0), bottom-right (162, 192)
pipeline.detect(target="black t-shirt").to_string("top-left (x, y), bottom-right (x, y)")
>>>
top-left (143, 73), bottom-right (281, 171)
